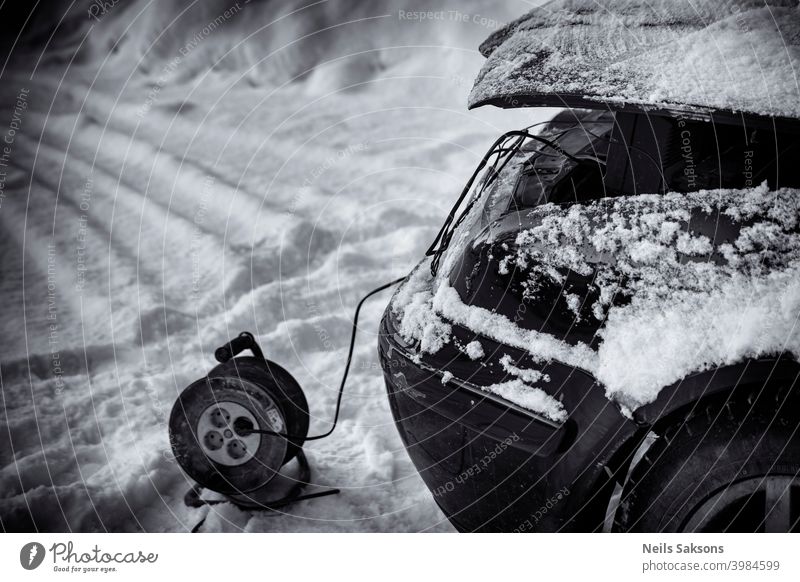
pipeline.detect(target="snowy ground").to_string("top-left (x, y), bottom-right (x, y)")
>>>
top-left (0, 0), bottom-right (545, 532)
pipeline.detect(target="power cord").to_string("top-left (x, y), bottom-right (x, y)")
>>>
top-left (237, 276), bottom-right (405, 441)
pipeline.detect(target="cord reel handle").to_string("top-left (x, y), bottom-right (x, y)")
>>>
top-left (214, 331), bottom-right (265, 363)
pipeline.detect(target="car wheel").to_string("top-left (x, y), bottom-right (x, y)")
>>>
top-left (614, 392), bottom-right (800, 532)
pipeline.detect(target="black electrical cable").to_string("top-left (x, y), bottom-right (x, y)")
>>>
top-left (424, 132), bottom-right (524, 275)
top-left (186, 449), bottom-right (341, 532)
top-left (239, 276), bottom-right (405, 441)
top-left (425, 128), bottom-right (598, 276)
top-left (428, 134), bottom-right (527, 274)
top-left (189, 488), bottom-right (341, 532)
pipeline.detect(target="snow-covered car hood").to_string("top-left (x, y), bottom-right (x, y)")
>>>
top-left (392, 184), bottom-right (800, 414)
top-left (469, 0), bottom-right (800, 120)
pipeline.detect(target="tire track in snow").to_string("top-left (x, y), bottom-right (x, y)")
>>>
top-left (79, 91), bottom-right (293, 210)
top-left (0, 170), bottom-right (126, 354)
top-left (30, 112), bottom-right (296, 249)
top-left (28, 105), bottom-right (345, 310)
top-left (15, 136), bottom-right (240, 322)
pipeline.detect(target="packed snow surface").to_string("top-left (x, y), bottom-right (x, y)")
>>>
top-left (0, 0), bottom-right (543, 532)
top-left (392, 184), bottom-right (800, 411)
top-left (469, 0), bottom-right (800, 119)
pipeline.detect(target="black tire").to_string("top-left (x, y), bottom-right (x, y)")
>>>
top-left (209, 356), bottom-right (310, 464)
top-left (615, 392), bottom-right (800, 532)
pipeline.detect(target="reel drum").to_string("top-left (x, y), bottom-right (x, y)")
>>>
top-left (169, 337), bottom-right (310, 496)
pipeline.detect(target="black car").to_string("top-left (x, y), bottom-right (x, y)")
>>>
top-left (378, 1), bottom-right (800, 532)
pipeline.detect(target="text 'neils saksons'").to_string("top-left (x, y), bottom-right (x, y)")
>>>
top-left (643, 543), bottom-right (724, 554)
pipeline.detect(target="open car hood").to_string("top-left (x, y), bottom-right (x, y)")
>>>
top-left (469, 0), bottom-right (800, 122)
